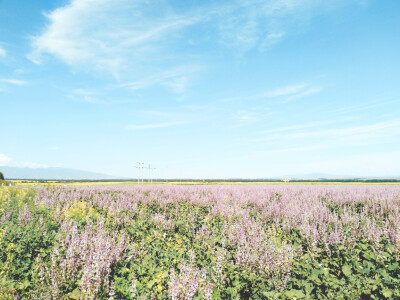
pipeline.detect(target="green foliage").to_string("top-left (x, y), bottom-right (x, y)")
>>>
top-left (1, 186), bottom-right (400, 299)
top-left (283, 237), bottom-right (400, 299)
top-left (0, 171), bottom-right (4, 180)
top-left (0, 188), bottom-right (59, 298)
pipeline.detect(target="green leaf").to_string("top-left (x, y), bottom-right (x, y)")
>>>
top-left (67, 288), bottom-right (81, 300)
top-left (382, 289), bottom-right (393, 298)
top-left (342, 264), bottom-right (352, 277)
top-left (286, 289), bottom-right (306, 299)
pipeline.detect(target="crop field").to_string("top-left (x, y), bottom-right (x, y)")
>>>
top-left (1, 184), bottom-right (400, 299)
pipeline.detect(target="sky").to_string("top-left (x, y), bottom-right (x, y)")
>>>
top-left (1, 0), bottom-right (400, 179)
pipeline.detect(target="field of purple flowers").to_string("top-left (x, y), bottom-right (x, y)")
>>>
top-left (1, 184), bottom-right (400, 299)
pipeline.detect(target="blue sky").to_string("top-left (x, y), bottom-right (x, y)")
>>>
top-left (1, 0), bottom-right (400, 179)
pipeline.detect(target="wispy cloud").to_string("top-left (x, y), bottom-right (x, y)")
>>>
top-left (0, 46), bottom-right (6, 57)
top-left (333, 99), bottom-right (399, 115)
top-left (284, 87), bottom-right (322, 102)
top-left (213, 0), bottom-right (350, 53)
top-left (259, 118), bottom-right (357, 134)
top-left (125, 121), bottom-right (187, 131)
top-left (261, 83), bottom-right (308, 98)
top-left (0, 153), bottom-right (12, 166)
top-left (29, 0), bottom-right (203, 72)
top-left (0, 154), bottom-right (47, 168)
top-left (219, 82), bottom-right (322, 104)
top-left (261, 83), bottom-right (322, 101)
top-left (121, 67), bottom-right (196, 94)
top-left (67, 87), bottom-right (143, 105)
top-left (251, 144), bottom-right (325, 156)
top-left (237, 110), bottom-right (258, 122)
top-left (70, 89), bottom-right (102, 104)
top-left (21, 162), bottom-right (49, 168)
top-left (262, 120), bottom-right (400, 146)
top-left (0, 78), bottom-right (27, 85)
top-left (139, 110), bottom-right (175, 117)
top-left (30, 0), bottom-right (359, 72)
top-left (219, 96), bottom-right (242, 103)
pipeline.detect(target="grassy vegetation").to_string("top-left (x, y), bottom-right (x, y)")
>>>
top-left (1, 184), bottom-right (400, 299)
top-left (9, 180), bottom-right (400, 187)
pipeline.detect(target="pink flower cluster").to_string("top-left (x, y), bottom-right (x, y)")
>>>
top-left (168, 251), bottom-right (213, 299)
top-left (37, 219), bottom-right (127, 299)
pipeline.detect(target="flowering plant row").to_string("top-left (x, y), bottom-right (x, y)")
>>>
top-left (1, 184), bottom-right (400, 299)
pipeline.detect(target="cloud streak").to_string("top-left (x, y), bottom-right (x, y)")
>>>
top-left (0, 78), bottom-right (27, 85)
top-left (120, 67), bottom-right (198, 94)
top-left (261, 83), bottom-right (322, 101)
top-left (0, 154), bottom-right (12, 166)
top-left (125, 121), bottom-right (187, 131)
top-left (259, 120), bottom-right (400, 148)
top-left (0, 154), bottom-right (47, 168)
top-left (260, 118), bottom-right (356, 134)
top-left (0, 46), bottom-right (6, 57)
top-left (30, 0), bottom-right (357, 72)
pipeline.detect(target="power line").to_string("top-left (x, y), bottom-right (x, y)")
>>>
top-left (135, 162), bottom-right (156, 184)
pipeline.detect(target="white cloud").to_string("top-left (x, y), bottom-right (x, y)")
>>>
top-left (237, 110), bottom-right (257, 122)
top-left (284, 87), bottom-right (322, 102)
top-left (0, 46), bottom-right (6, 57)
top-left (263, 120), bottom-right (400, 147)
top-left (30, 0), bottom-right (360, 72)
top-left (261, 83), bottom-right (308, 98)
top-left (260, 118), bottom-right (356, 134)
top-left (121, 67), bottom-right (196, 94)
top-left (0, 154), bottom-right (49, 168)
top-left (261, 83), bottom-right (322, 101)
top-left (333, 99), bottom-right (399, 115)
top-left (125, 121), bottom-right (187, 130)
top-left (251, 144), bottom-right (325, 156)
top-left (164, 76), bottom-right (188, 94)
top-left (70, 88), bottom-right (102, 103)
top-left (29, 0), bottom-right (202, 72)
top-left (139, 110), bottom-right (175, 117)
top-left (22, 162), bottom-right (49, 168)
top-left (214, 0), bottom-right (344, 53)
top-left (0, 79), bottom-right (27, 85)
top-left (218, 82), bottom-right (322, 104)
top-left (0, 154), bottom-right (12, 166)
top-left (267, 32), bottom-right (285, 39)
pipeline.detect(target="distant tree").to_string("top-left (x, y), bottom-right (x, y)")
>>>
top-left (0, 171), bottom-right (4, 180)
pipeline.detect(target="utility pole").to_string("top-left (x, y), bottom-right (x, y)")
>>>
top-left (135, 162), bottom-right (156, 184)
top-left (148, 165), bottom-right (156, 183)
top-left (145, 164), bottom-right (156, 183)
top-left (141, 162), bottom-right (144, 184)
top-left (135, 162), bottom-right (146, 184)
top-left (135, 162), bottom-right (141, 184)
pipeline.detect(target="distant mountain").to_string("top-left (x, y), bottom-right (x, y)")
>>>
top-left (281, 173), bottom-right (400, 180)
top-left (282, 173), bottom-right (358, 180)
top-left (0, 166), bottom-right (119, 180)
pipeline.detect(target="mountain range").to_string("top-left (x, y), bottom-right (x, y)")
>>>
top-left (0, 167), bottom-right (398, 181)
top-left (0, 166), bottom-right (118, 180)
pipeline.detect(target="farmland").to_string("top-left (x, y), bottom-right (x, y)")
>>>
top-left (1, 184), bottom-right (400, 299)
